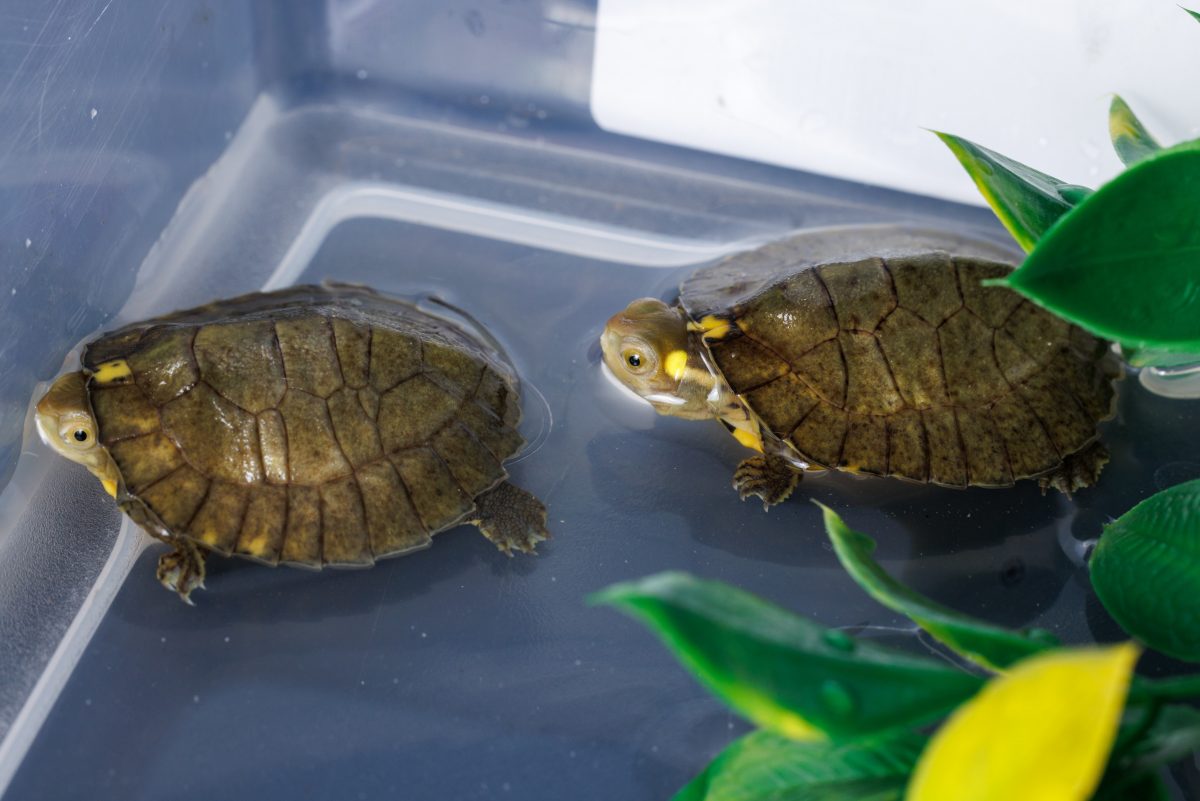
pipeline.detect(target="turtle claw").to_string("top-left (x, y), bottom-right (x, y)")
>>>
top-left (156, 543), bottom-right (208, 604)
top-left (733, 454), bottom-right (801, 510)
top-left (470, 481), bottom-right (550, 556)
top-left (1039, 441), bottom-right (1109, 498)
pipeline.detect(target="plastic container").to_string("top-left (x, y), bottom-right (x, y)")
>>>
top-left (2, 3), bottom-right (1198, 799)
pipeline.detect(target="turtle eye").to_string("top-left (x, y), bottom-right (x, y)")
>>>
top-left (60, 420), bottom-right (96, 450)
top-left (621, 347), bottom-right (652, 374)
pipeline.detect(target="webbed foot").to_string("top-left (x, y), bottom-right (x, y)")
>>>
top-left (156, 541), bottom-right (208, 605)
top-left (1039, 441), bottom-right (1109, 498)
top-left (733, 454), bottom-right (801, 510)
top-left (470, 482), bottom-right (550, 556)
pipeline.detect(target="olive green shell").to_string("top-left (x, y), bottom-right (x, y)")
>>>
top-left (683, 238), bottom-right (1120, 488)
top-left (81, 284), bottom-right (523, 566)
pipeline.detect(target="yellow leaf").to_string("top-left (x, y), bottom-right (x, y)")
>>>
top-left (907, 642), bottom-right (1140, 801)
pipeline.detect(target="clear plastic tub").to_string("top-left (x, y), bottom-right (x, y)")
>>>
top-left (2, 3), bottom-right (1198, 800)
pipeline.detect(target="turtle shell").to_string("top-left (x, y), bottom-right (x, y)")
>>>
top-left (682, 231), bottom-right (1120, 487)
top-left (81, 283), bottom-right (524, 566)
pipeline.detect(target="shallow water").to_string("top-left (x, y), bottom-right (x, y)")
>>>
top-left (3, 98), bottom-right (1200, 800)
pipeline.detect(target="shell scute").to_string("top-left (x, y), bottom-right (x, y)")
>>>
top-left (922, 408), bottom-right (968, 487)
top-left (326, 386), bottom-right (384, 468)
top-left (955, 408), bottom-right (1013, 487)
top-left (841, 413), bottom-right (887, 475)
top-left (277, 389), bottom-right (350, 485)
top-left (789, 403), bottom-right (848, 468)
top-left (136, 465), bottom-right (209, 532)
top-left (886, 252), bottom-right (961, 327)
top-left (817, 258), bottom-right (896, 331)
top-left (877, 307), bottom-right (948, 409)
top-left (162, 384), bottom-right (262, 484)
top-left (357, 460), bottom-right (431, 558)
top-left (792, 338), bottom-right (846, 407)
top-left (107, 433), bottom-right (183, 494)
top-left (432, 421), bottom-right (506, 498)
top-left (938, 310), bottom-right (1010, 407)
top-left (192, 320), bottom-right (287, 413)
top-left (391, 448), bottom-right (474, 533)
top-left (331, 317), bottom-right (371, 389)
top-left (377, 374), bottom-right (459, 452)
top-left (126, 327), bottom-right (198, 405)
top-left (236, 486), bottom-right (287, 564)
top-left (187, 481), bottom-right (246, 555)
top-left (280, 485), bottom-right (322, 566)
top-left (275, 316), bottom-right (343, 398)
top-left (319, 476), bottom-right (373, 566)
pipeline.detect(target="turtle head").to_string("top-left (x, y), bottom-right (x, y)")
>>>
top-left (35, 371), bottom-right (120, 497)
top-left (601, 298), bottom-right (716, 420)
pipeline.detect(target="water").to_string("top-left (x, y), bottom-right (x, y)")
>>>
top-left (2, 96), bottom-right (1199, 800)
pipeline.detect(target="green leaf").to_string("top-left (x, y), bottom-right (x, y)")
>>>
top-left (1090, 479), bottom-right (1200, 660)
top-left (1128, 673), bottom-right (1200, 703)
top-left (1122, 703), bottom-right (1200, 773)
top-left (591, 573), bottom-right (984, 741)
top-left (1186, 7), bottom-right (1200, 24)
top-left (993, 142), bottom-right (1200, 352)
top-left (1095, 704), bottom-right (1200, 800)
top-left (1093, 771), bottom-right (1171, 801)
top-left (818, 503), bottom-right (1057, 671)
top-left (1109, 96), bottom-right (1161, 166)
top-left (934, 131), bottom-right (1082, 252)
top-left (673, 729), bottom-right (923, 801)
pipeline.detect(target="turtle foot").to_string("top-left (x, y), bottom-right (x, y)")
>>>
top-left (470, 482), bottom-right (550, 556)
top-left (734, 454), bottom-right (801, 510)
top-left (156, 542), bottom-right (208, 605)
top-left (1039, 441), bottom-right (1109, 498)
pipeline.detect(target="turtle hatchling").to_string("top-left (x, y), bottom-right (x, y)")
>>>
top-left (36, 283), bottom-right (548, 603)
top-left (601, 229), bottom-right (1120, 506)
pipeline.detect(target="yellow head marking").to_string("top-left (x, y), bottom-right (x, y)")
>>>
top-left (92, 359), bottom-right (132, 384)
top-left (733, 427), bottom-right (763, 453)
top-left (688, 315), bottom-right (734, 340)
top-left (664, 350), bottom-right (689, 381)
top-left (101, 478), bottom-right (118, 497)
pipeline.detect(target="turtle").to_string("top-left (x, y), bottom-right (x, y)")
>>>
top-left (35, 283), bottom-right (549, 603)
top-left (600, 227), bottom-right (1121, 507)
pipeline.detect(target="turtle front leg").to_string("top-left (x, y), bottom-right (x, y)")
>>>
top-left (468, 481), bottom-right (550, 556)
top-left (734, 454), bottom-right (801, 510)
top-left (156, 539), bottom-right (208, 605)
top-left (1038, 441), bottom-right (1109, 498)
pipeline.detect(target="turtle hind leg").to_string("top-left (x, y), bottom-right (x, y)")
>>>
top-left (734, 454), bottom-right (801, 510)
top-left (156, 540), bottom-right (208, 605)
top-left (1039, 441), bottom-right (1109, 498)
top-left (468, 481), bottom-right (550, 556)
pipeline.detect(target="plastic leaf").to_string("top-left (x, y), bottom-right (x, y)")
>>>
top-left (591, 573), bottom-right (984, 741)
top-left (1092, 772), bottom-right (1171, 801)
top-left (1119, 344), bottom-right (1200, 369)
top-left (1109, 95), bottom-right (1161, 166)
top-left (1120, 704), bottom-right (1200, 774)
top-left (993, 142), bottom-right (1200, 352)
top-left (672, 729), bottom-right (923, 801)
top-left (933, 131), bottom-right (1079, 252)
top-left (818, 503), bottom-right (1056, 671)
top-left (907, 642), bottom-right (1140, 801)
top-left (1090, 479), bottom-right (1200, 660)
